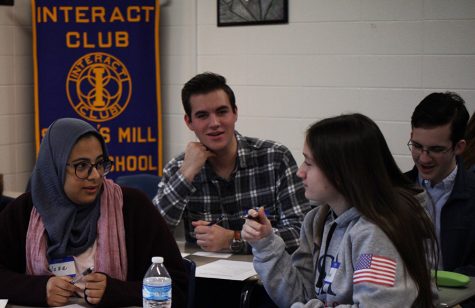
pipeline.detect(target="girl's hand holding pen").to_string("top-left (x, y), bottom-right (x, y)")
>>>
top-left (241, 207), bottom-right (270, 222)
top-left (241, 207), bottom-right (273, 243)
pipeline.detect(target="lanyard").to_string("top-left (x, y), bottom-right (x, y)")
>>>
top-left (315, 221), bottom-right (337, 289)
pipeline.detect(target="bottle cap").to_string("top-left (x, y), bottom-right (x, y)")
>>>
top-left (152, 256), bottom-right (164, 264)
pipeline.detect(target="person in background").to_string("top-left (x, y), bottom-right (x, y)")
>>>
top-left (154, 72), bottom-right (310, 254)
top-left (0, 118), bottom-right (187, 307)
top-left (405, 92), bottom-right (475, 276)
top-left (242, 113), bottom-right (438, 307)
top-left (462, 111), bottom-right (475, 171)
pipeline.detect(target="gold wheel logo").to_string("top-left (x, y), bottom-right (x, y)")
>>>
top-left (66, 52), bottom-right (132, 122)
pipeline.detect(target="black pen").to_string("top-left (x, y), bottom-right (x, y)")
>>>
top-left (242, 207), bottom-right (268, 221)
top-left (71, 266), bottom-right (94, 285)
top-left (207, 216), bottom-right (224, 226)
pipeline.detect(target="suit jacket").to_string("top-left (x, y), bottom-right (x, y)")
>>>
top-left (406, 162), bottom-right (475, 276)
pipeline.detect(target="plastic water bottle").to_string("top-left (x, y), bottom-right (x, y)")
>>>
top-left (143, 256), bottom-right (172, 308)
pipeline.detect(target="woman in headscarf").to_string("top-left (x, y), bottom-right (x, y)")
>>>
top-left (0, 118), bottom-right (187, 307)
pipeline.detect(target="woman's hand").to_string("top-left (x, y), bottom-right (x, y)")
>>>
top-left (46, 276), bottom-right (80, 306)
top-left (241, 207), bottom-right (273, 244)
top-left (84, 272), bottom-right (107, 305)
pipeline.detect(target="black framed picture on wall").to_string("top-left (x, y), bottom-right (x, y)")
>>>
top-left (218, 0), bottom-right (288, 27)
top-left (0, 0), bottom-right (14, 5)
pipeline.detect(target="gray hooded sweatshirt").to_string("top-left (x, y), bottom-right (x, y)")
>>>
top-left (251, 206), bottom-right (435, 307)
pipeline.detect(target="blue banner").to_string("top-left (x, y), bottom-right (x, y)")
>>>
top-left (32, 0), bottom-right (162, 178)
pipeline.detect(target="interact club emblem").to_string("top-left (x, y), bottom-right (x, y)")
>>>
top-left (66, 52), bottom-right (132, 122)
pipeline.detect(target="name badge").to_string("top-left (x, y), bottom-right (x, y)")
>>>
top-left (48, 256), bottom-right (76, 277)
top-left (324, 261), bottom-right (340, 284)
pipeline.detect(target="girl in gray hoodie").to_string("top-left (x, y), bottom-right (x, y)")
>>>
top-left (242, 113), bottom-right (438, 307)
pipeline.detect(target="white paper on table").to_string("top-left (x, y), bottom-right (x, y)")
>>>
top-left (181, 252), bottom-right (190, 258)
top-left (196, 259), bottom-right (257, 281)
top-left (0, 299), bottom-right (7, 308)
top-left (193, 251), bottom-right (232, 258)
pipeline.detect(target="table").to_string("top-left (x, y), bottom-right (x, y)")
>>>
top-left (6, 297), bottom-right (89, 308)
top-left (438, 278), bottom-right (475, 307)
top-left (5, 297), bottom-right (140, 308)
top-left (177, 241), bottom-right (275, 308)
top-left (178, 241), bottom-right (255, 266)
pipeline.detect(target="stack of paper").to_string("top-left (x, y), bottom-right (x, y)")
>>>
top-left (196, 259), bottom-right (257, 281)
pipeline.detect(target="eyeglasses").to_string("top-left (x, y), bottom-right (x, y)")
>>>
top-left (407, 141), bottom-right (452, 157)
top-left (66, 159), bottom-right (113, 179)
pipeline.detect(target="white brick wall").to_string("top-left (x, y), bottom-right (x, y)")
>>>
top-left (193, 0), bottom-right (475, 172)
top-left (0, 0), bottom-right (474, 192)
top-left (0, 2), bottom-right (34, 192)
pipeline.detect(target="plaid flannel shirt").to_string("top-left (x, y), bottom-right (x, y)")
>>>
top-left (153, 132), bottom-right (311, 252)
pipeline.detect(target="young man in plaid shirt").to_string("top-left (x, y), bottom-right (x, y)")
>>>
top-left (153, 72), bottom-right (310, 254)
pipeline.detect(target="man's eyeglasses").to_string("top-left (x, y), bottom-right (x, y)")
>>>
top-left (66, 160), bottom-right (113, 180)
top-left (407, 141), bottom-right (452, 157)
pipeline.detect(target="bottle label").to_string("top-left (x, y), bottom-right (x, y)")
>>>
top-left (143, 284), bottom-right (172, 301)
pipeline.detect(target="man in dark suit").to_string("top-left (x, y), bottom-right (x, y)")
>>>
top-left (405, 92), bottom-right (475, 276)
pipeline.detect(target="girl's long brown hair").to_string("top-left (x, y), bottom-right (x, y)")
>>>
top-left (306, 113), bottom-right (438, 308)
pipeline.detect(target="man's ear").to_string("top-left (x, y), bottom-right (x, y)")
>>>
top-left (454, 139), bottom-right (467, 156)
top-left (234, 106), bottom-right (238, 121)
top-left (184, 114), bottom-right (193, 130)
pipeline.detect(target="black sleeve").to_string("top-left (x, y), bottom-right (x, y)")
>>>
top-left (98, 187), bottom-right (187, 308)
top-left (0, 193), bottom-right (51, 306)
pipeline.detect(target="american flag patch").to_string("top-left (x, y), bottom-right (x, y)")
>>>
top-left (353, 254), bottom-right (396, 287)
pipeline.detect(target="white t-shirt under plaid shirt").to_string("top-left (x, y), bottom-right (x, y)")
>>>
top-left (153, 132), bottom-right (311, 252)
